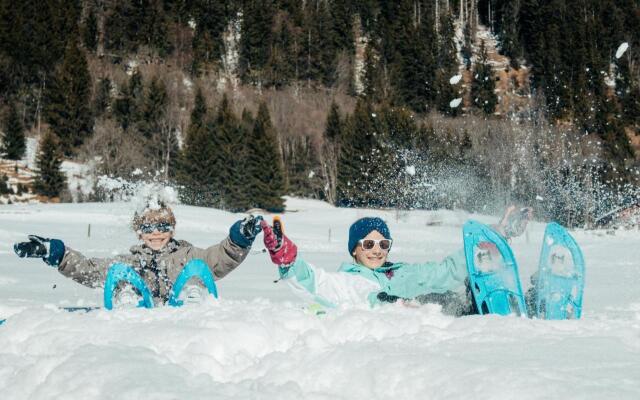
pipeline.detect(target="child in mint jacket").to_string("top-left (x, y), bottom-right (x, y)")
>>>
top-left (260, 217), bottom-right (474, 314)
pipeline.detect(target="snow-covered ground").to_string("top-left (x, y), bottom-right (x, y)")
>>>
top-left (1, 197), bottom-right (639, 399)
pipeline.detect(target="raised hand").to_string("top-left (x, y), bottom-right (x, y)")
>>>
top-left (14, 235), bottom-right (65, 266)
top-left (229, 215), bottom-right (264, 248)
top-left (261, 220), bottom-right (297, 266)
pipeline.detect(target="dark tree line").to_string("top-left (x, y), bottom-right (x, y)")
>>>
top-left (0, 0), bottom-right (637, 220)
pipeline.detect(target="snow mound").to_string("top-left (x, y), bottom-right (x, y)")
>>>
top-left (1, 301), bottom-right (639, 399)
top-left (1, 199), bottom-right (640, 398)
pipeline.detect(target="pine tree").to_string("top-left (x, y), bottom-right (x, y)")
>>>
top-left (565, 1), bottom-right (593, 124)
top-left (113, 71), bottom-right (144, 131)
top-left (190, 87), bottom-right (207, 130)
top-left (93, 77), bottom-right (112, 118)
top-left (82, 7), bottom-right (98, 52)
top-left (44, 37), bottom-right (93, 156)
top-left (2, 102), bottom-right (26, 160)
top-left (33, 130), bottom-right (66, 198)
top-left (266, 19), bottom-right (295, 88)
top-left (471, 40), bottom-right (497, 115)
top-left (143, 0), bottom-right (172, 56)
top-left (1, 1), bottom-right (81, 90)
top-left (328, 0), bottom-right (354, 52)
top-left (139, 76), bottom-right (168, 139)
top-left (104, 0), bottom-right (171, 55)
top-left (239, 0), bottom-right (275, 84)
top-left (395, 2), bottom-right (438, 113)
top-left (379, 106), bottom-right (422, 208)
top-left (621, 86), bottom-right (640, 128)
top-left (176, 88), bottom-right (219, 206)
top-left (615, 53), bottom-right (639, 127)
top-left (301, 0), bottom-right (337, 87)
top-left (336, 100), bottom-right (388, 207)
top-left (191, 0), bottom-right (229, 74)
top-left (104, 0), bottom-right (133, 52)
top-left (214, 93), bottom-right (250, 210)
top-left (436, 11), bottom-right (461, 116)
top-left (593, 88), bottom-right (635, 186)
top-left (495, 0), bottom-right (523, 66)
top-left (139, 77), bottom-right (176, 177)
top-left (325, 101), bottom-right (342, 142)
top-left (244, 102), bottom-right (285, 211)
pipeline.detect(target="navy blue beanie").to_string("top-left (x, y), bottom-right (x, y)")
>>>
top-left (348, 217), bottom-right (391, 254)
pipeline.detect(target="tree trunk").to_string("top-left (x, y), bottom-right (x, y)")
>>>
top-left (435, 0), bottom-right (439, 33)
top-left (97, 0), bottom-right (105, 57)
top-left (489, 0), bottom-right (493, 32)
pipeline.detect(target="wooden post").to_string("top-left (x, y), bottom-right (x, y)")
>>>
top-left (88, 224), bottom-right (91, 238)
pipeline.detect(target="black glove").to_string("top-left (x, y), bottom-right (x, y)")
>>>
top-left (377, 292), bottom-right (401, 303)
top-left (14, 235), bottom-right (66, 266)
top-left (229, 215), bottom-right (264, 248)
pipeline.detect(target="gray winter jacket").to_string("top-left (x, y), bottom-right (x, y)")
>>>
top-left (58, 237), bottom-right (249, 304)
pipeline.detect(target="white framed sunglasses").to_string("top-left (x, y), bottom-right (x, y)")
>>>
top-left (358, 238), bottom-right (393, 251)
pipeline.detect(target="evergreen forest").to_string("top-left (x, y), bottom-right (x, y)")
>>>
top-left (0, 0), bottom-right (638, 225)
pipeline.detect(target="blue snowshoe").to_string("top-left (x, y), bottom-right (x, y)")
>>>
top-left (463, 220), bottom-right (527, 316)
top-left (535, 223), bottom-right (585, 320)
top-left (1, 260), bottom-right (220, 325)
top-left (168, 259), bottom-right (218, 307)
top-left (104, 259), bottom-right (219, 309)
top-left (103, 263), bottom-right (155, 310)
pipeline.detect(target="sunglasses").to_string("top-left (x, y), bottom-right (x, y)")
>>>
top-left (139, 222), bottom-right (174, 234)
top-left (358, 239), bottom-right (393, 251)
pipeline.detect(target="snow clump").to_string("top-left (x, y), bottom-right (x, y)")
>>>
top-left (449, 74), bottom-right (462, 85)
top-left (616, 42), bottom-right (629, 59)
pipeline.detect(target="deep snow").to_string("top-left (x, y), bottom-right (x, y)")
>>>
top-left (1, 198), bottom-right (639, 399)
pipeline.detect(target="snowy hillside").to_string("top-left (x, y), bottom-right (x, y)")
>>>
top-left (1, 198), bottom-right (639, 399)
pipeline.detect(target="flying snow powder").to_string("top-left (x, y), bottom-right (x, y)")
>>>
top-left (405, 165), bottom-right (416, 176)
top-left (449, 98), bottom-right (463, 108)
top-left (449, 74), bottom-right (462, 85)
top-left (616, 42), bottom-right (629, 59)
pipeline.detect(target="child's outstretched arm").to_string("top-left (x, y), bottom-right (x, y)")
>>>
top-left (191, 215), bottom-right (261, 279)
top-left (14, 235), bottom-right (127, 288)
top-left (384, 250), bottom-right (469, 300)
top-left (261, 220), bottom-right (378, 307)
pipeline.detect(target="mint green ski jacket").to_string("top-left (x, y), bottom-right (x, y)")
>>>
top-left (279, 250), bottom-right (468, 307)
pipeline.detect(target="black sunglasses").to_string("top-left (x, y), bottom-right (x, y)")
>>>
top-left (139, 222), bottom-right (174, 234)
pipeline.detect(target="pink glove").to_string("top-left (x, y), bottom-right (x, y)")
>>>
top-left (261, 220), bottom-right (297, 266)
